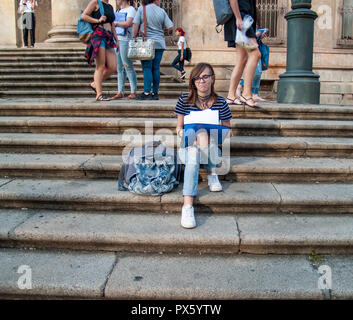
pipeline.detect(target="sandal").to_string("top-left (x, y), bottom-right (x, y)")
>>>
top-left (126, 93), bottom-right (137, 100)
top-left (96, 94), bottom-right (110, 101)
top-left (226, 97), bottom-right (243, 106)
top-left (112, 92), bottom-right (124, 99)
top-left (240, 95), bottom-right (260, 109)
top-left (89, 83), bottom-right (97, 94)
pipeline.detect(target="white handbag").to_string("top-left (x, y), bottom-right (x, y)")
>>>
top-left (127, 4), bottom-right (155, 60)
top-left (128, 38), bottom-right (155, 60)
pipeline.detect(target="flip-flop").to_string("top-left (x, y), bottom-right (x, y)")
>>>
top-left (226, 97), bottom-right (243, 106)
top-left (240, 95), bottom-right (260, 109)
top-left (96, 94), bottom-right (110, 101)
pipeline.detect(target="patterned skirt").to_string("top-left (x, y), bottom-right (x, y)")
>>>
top-left (84, 26), bottom-right (117, 66)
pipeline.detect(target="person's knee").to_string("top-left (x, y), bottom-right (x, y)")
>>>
top-left (96, 64), bottom-right (105, 72)
top-left (185, 146), bottom-right (200, 166)
top-left (251, 49), bottom-right (261, 61)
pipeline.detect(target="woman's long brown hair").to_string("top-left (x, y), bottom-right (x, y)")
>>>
top-left (184, 63), bottom-right (218, 106)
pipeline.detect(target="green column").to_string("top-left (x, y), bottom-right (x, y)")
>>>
top-left (277, 0), bottom-right (320, 104)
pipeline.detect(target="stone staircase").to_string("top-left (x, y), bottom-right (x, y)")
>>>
top-left (1, 48), bottom-right (353, 300)
top-left (0, 48), bottom-right (187, 99)
top-left (0, 96), bottom-right (353, 300)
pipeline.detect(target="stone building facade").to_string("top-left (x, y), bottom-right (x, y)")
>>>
top-left (1, 0), bottom-right (353, 104)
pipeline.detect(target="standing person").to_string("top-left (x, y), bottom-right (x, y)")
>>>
top-left (82, 0), bottom-right (119, 101)
top-left (112, 0), bottom-right (138, 100)
top-left (171, 27), bottom-right (187, 80)
top-left (132, 0), bottom-right (174, 100)
top-left (19, 0), bottom-right (38, 48)
top-left (174, 63), bottom-right (232, 229)
top-left (237, 28), bottom-right (268, 102)
top-left (224, 0), bottom-right (261, 108)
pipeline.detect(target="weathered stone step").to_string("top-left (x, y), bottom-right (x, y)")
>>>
top-left (0, 82), bottom-right (188, 91)
top-left (0, 74), bottom-right (176, 82)
top-left (0, 178), bottom-right (352, 214)
top-left (0, 154), bottom-right (352, 182)
top-left (0, 247), bottom-right (352, 299)
top-left (0, 62), bottom-right (174, 74)
top-left (1, 99), bottom-right (353, 120)
top-left (0, 90), bottom-right (185, 99)
top-left (0, 56), bottom-right (90, 63)
top-left (0, 50), bottom-right (85, 58)
top-left (1, 209), bottom-right (353, 255)
top-left (1, 116), bottom-right (353, 137)
top-left (0, 133), bottom-right (352, 157)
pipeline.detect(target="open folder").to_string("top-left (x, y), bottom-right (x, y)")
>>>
top-left (183, 109), bottom-right (230, 145)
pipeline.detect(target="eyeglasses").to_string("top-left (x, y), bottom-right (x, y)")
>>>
top-left (192, 74), bottom-right (214, 83)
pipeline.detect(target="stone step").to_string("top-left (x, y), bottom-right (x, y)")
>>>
top-left (0, 90), bottom-right (185, 99)
top-left (0, 116), bottom-right (352, 137)
top-left (1, 208), bottom-right (353, 255)
top-left (0, 133), bottom-right (352, 157)
top-left (1, 99), bottom-right (353, 120)
top-left (1, 154), bottom-right (352, 182)
top-left (0, 82), bottom-right (188, 91)
top-left (0, 56), bottom-right (92, 63)
top-left (0, 50), bottom-right (85, 58)
top-left (0, 62), bottom-right (175, 75)
top-left (0, 74), bottom-right (177, 82)
top-left (0, 178), bottom-right (352, 214)
top-left (0, 247), bottom-right (352, 299)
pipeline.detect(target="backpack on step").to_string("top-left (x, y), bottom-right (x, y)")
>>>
top-left (77, 0), bottom-right (104, 43)
top-left (118, 141), bottom-right (181, 196)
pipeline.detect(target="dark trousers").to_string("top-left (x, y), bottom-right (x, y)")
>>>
top-left (171, 49), bottom-right (186, 72)
top-left (22, 13), bottom-right (36, 47)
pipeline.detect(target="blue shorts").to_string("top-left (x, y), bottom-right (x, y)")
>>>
top-left (100, 38), bottom-right (108, 49)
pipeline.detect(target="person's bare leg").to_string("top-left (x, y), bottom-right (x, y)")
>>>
top-left (227, 47), bottom-right (247, 104)
top-left (93, 46), bottom-right (106, 98)
top-left (102, 48), bottom-right (117, 82)
top-left (241, 44), bottom-right (261, 107)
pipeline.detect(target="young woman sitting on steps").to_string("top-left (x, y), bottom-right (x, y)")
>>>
top-left (174, 63), bottom-right (233, 229)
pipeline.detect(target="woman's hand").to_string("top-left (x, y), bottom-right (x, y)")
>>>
top-left (99, 15), bottom-right (107, 23)
top-left (236, 17), bottom-right (243, 30)
top-left (180, 55), bottom-right (184, 62)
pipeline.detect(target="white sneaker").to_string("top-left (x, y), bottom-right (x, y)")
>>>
top-left (207, 174), bottom-right (222, 192)
top-left (181, 205), bottom-right (196, 229)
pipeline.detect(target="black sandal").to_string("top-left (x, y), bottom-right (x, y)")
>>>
top-left (226, 97), bottom-right (243, 106)
top-left (96, 94), bottom-right (110, 101)
top-left (240, 95), bottom-right (260, 109)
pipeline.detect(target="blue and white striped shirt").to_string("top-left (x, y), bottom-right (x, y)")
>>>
top-left (174, 93), bottom-right (232, 121)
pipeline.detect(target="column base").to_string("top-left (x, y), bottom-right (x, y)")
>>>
top-left (277, 72), bottom-right (320, 104)
top-left (45, 26), bottom-right (81, 44)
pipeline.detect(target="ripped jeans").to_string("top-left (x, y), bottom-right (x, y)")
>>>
top-left (182, 143), bottom-right (220, 196)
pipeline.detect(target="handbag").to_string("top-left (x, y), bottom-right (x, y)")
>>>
top-left (127, 5), bottom-right (155, 60)
top-left (185, 47), bottom-right (192, 62)
top-left (258, 39), bottom-right (270, 71)
top-left (77, 0), bottom-right (104, 44)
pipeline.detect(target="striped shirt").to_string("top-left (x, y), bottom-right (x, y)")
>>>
top-left (174, 93), bottom-right (232, 121)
